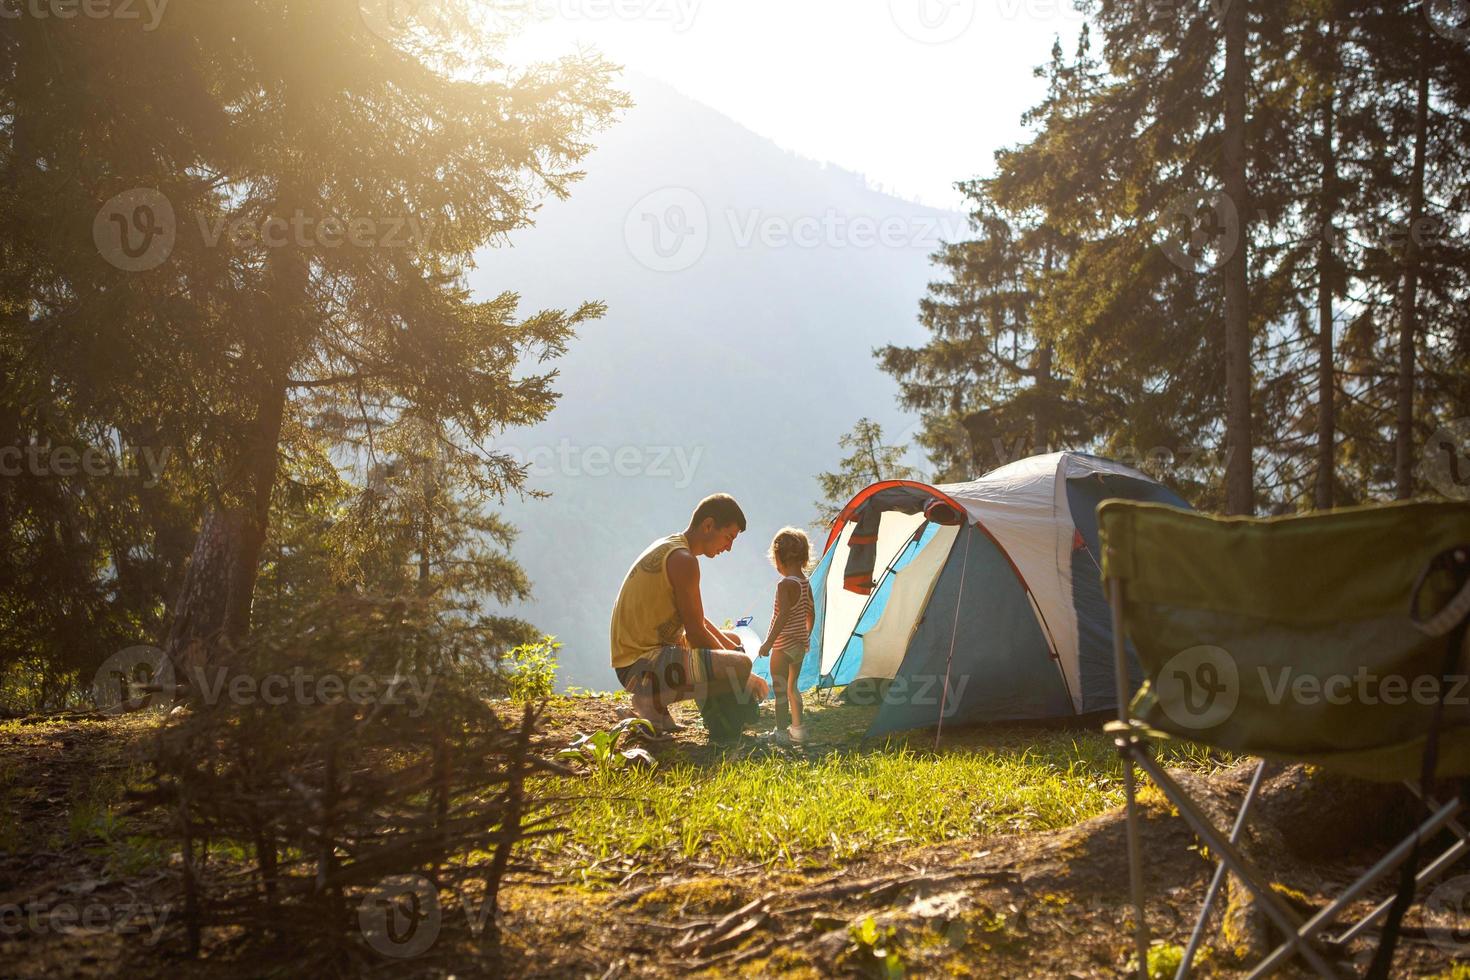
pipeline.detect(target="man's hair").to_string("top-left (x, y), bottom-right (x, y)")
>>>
top-left (689, 493), bottom-right (746, 532)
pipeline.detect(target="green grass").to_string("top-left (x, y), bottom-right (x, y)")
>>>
top-left (534, 723), bottom-right (1231, 872)
top-left (0, 715), bottom-right (172, 874)
top-left (61, 758), bottom-right (172, 875)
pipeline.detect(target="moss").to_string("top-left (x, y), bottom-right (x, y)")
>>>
top-left (911, 924), bottom-right (951, 951)
top-left (632, 877), bottom-right (749, 916)
top-left (1220, 885), bottom-right (1264, 963)
top-left (765, 945), bottom-right (818, 975)
top-left (949, 906), bottom-right (1021, 956)
top-left (1268, 882), bottom-right (1316, 916)
top-left (1039, 891), bottom-right (1070, 909)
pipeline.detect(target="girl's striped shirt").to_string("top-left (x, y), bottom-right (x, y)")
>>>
top-left (769, 574), bottom-right (814, 654)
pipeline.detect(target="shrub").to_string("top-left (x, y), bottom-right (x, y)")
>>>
top-left (504, 635), bottom-right (560, 701)
top-left (135, 595), bottom-right (564, 968)
top-left (0, 656), bottom-right (87, 716)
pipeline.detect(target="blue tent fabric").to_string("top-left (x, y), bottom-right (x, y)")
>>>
top-left (1065, 472), bottom-right (1188, 712)
top-left (821, 523), bottom-right (940, 688)
top-left (868, 525), bottom-right (1073, 735)
top-left (1066, 468), bottom-right (1188, 558)
top-left (753, 522), bottom-right (940, 691)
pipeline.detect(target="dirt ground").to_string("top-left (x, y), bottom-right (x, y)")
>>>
top-left (2, 702), bottom-right (1467, 978)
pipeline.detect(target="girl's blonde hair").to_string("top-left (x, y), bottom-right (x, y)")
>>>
top-left (769, 526), bottom-right (812, 572)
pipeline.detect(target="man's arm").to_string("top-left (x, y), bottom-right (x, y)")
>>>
top-left (703, 618), bottom-right (741, 651)
top-left (667, 550), bottom-right (725, 650)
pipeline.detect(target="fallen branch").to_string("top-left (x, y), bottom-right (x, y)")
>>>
top-left (673, 895), bottom-right (771, 951)
top-left (783, 867), bottom-right (1017, 906)
top-left (687, 937), bottom-right (776, 971)
top-left (611, 877), bottom-right (684, 907)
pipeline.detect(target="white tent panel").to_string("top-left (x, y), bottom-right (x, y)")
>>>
top-left (819, 521), bottom-right (858, 674)
top-left (935, 451), bottom-right (1164, 712)
top-left (855, 523), bottom-right (960, 682)
top-left (819, 509), bottom-right (928, 675)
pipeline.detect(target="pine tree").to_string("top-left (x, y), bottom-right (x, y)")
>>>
top-left (1, 12), bottom-right (214, 702)
top-left (1, 1), bottom-right (626, 691)
top-left (880, 36), bottom-right (1100, 483)
top-left (1221, 0), bottom-right (1256, 513)
top-left (814, 419), bottom-right (918, 527)
top-left (1338, 1), bottom-right (1470, 501)
top-left (331, 415), bottom-right (537, 652)
top-left (984, 10), bottom-right (1262, 509)
top-left (901, 1), bottom-right (1469, 514)
top-left (1246, 0), bottom-right (1363, 509)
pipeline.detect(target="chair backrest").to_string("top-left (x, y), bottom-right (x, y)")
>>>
top-left (1098, 500), bottom-right (1470, 781)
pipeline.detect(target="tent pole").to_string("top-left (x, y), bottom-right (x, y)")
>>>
top-left (822, 521), bottom-right (927, 697)
top-left (933, 525), bottom-right (974, 750)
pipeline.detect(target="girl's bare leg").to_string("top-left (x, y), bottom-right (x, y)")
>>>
top-left (771, 650), bottom-right (791, 730)
top-left (787, 658), bottom-right (803, 728)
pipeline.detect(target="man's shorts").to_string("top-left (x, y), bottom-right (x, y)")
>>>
top-left (614, 643), bottom-right (693, 696)
top-left (615, 646), bottom-right (712, 696)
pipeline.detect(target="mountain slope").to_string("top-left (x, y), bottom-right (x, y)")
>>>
top-left (467, 73), bottom-right (964, 687)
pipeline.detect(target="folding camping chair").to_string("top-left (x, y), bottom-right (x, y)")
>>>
top-left (1099, 499), bottom-right (1470, 979)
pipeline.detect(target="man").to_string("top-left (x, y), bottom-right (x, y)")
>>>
top-left (610, 493), bottom-right (768, 734)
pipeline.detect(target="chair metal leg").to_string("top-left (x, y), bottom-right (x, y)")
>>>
top-left (1176, 760), bottom-right (1270, 979)
top-left (1110, 580), bottom-right (1151, 980)
top-left (1124, 751), bottom-right (1151, 979)
top-left (1332, 833), bottom-right (1469, 948)
top-left (1329, 785), bottom-right (1468, 947)
top-left (1248, 795), bottom-right (1463, 977)
top-left (1131, 752), bottom-right (1341, 979)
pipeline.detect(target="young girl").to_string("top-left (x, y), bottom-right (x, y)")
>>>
top-left (758, 527), bottom-right (816, 744)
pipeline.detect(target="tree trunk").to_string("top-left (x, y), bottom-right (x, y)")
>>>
top-left (419, 461), bottom-right (434, 596)
top-left (1174, 761), bottom-right (1419, 964)
top-left (1033, 237), bottom-right (1055, 454)
top-left (1314, 21), bottom-right (1338, 511)
top-left (163, 380), bottom-right (288, 674)
top-left (1222, 0), bottom-right (1254, 515)
top-left (163, 0), bottom-right (316, 678)
top-left (164, 177), bottom-right (307, 676)
top-left (1034, 342), bottom-right (1054, 455)
top-left (1394, 48), bottom-right (1430, 500)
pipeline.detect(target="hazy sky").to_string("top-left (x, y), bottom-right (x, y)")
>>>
top-left (502, 0), bottom-right (1089, 210)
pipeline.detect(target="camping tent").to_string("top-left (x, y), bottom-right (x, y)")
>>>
top-left (753, 452), bottom-right (1188, 734)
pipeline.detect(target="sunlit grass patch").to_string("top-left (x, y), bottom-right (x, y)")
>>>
top-left (533, 728), bottom-right (1232, 873)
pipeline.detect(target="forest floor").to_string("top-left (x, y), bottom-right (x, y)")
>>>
top-left (2, 696), bottom-right (1469, 978)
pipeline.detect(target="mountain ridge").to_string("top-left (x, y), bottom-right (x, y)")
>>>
top-left (467, 71), bottom-right (966, 687)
